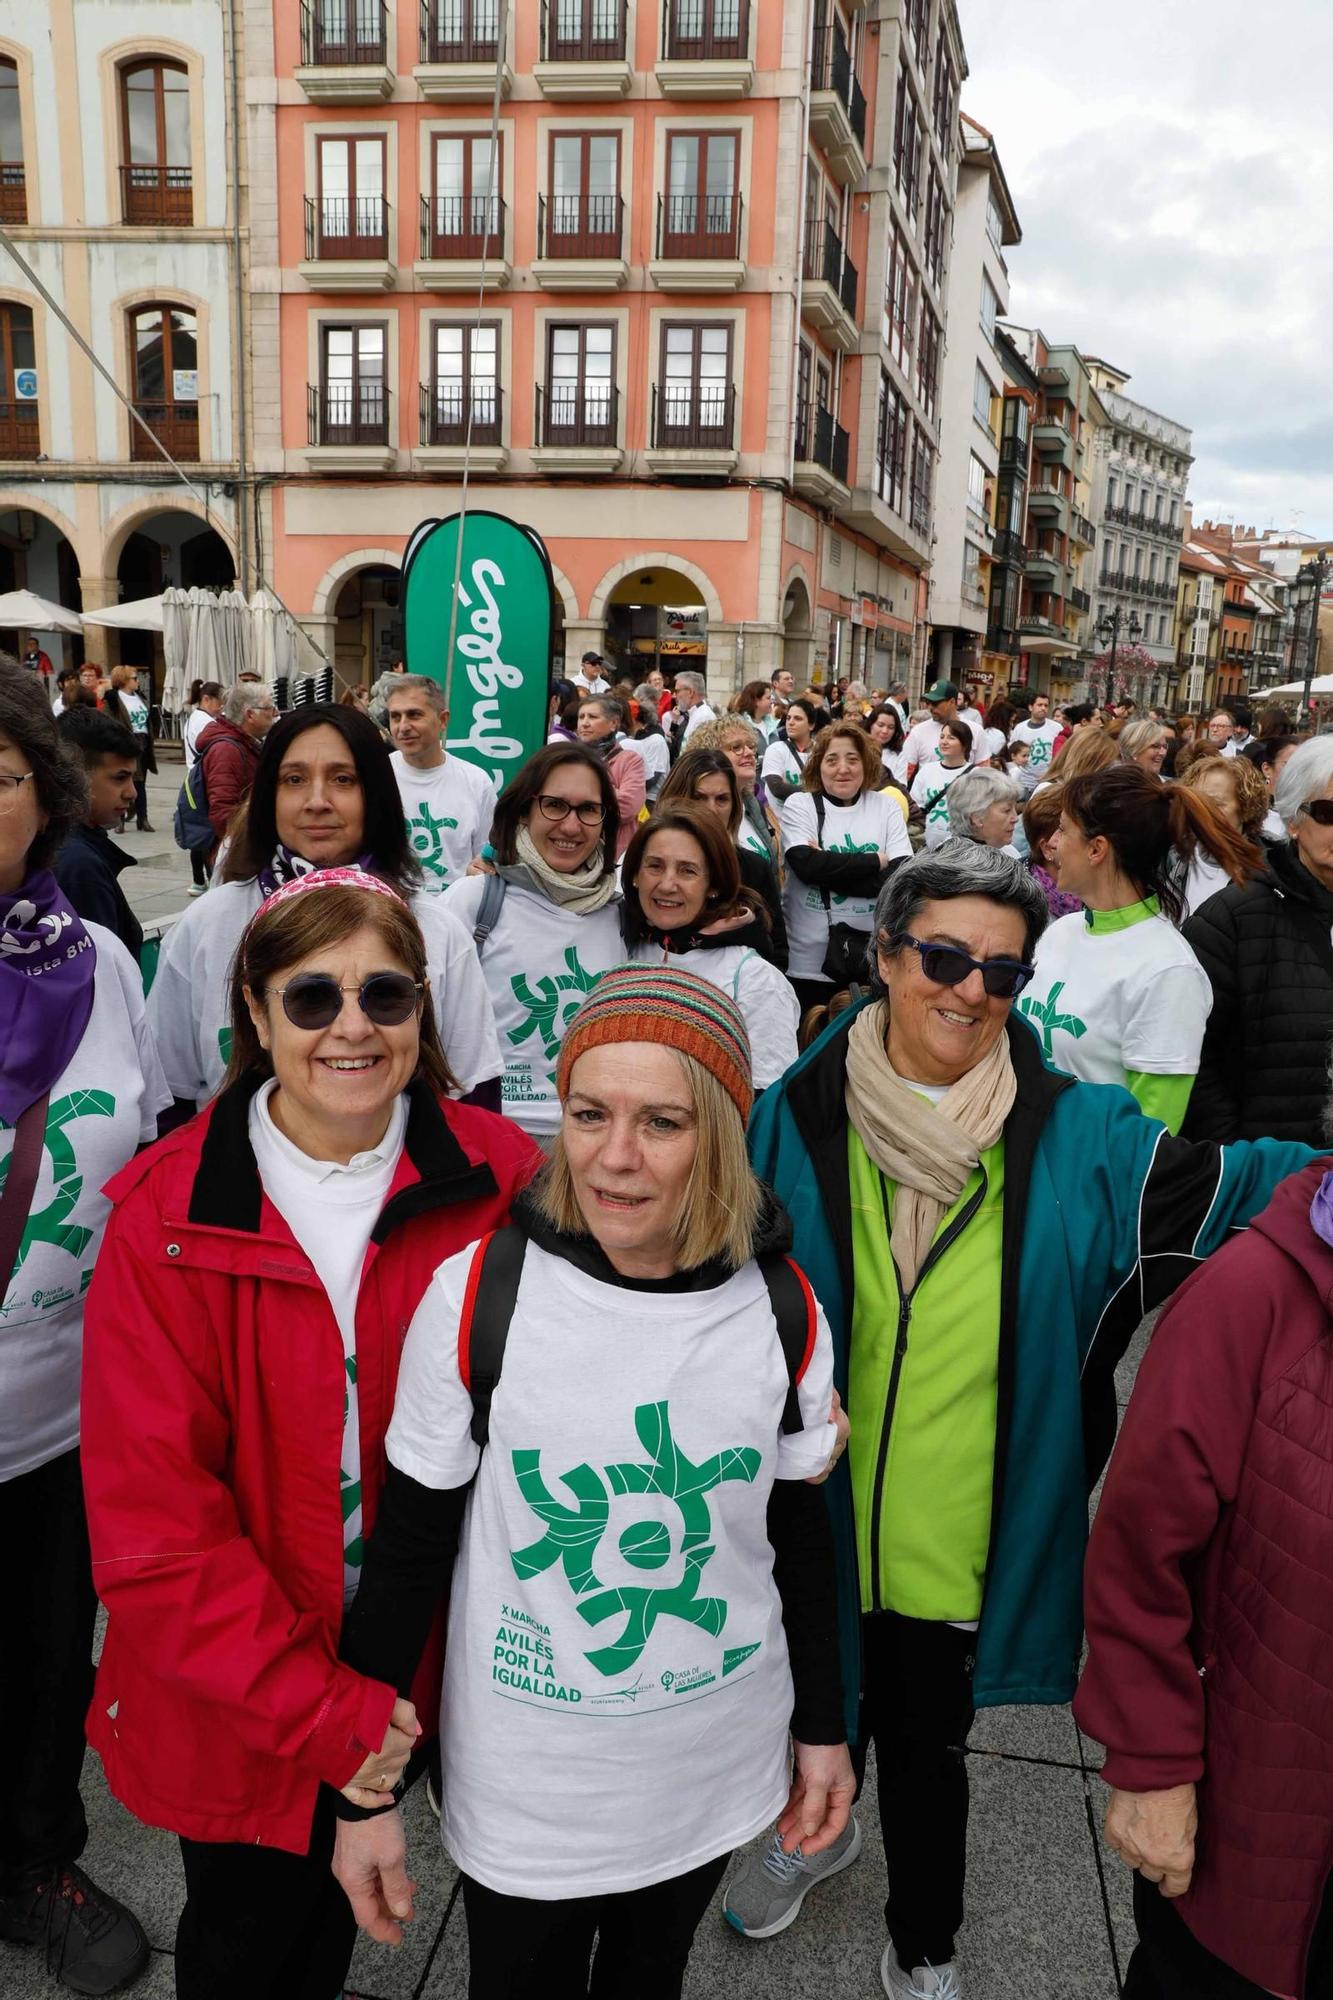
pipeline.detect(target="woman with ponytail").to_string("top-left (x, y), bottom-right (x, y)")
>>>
top-left (1018, 765), bottom-right (1261, 1132)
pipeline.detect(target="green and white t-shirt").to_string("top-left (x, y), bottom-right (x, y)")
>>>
top-left (1019, 900), bottom-right (1212, 1084)
top-left (909, 760), bottom-right (970, 848)
top-left (147, 878), bottom-right (502, 1108)
top-left (390, 752), bottom-right (495, 894)
top-left (760, 739), bottom-right (807, 791)
top-left (120, 690), bottom-right (149, 735)
top-left (0, 926), bottom-right (171, 1481)
top-left (629, 942), bottom-right (798, 1090)
top-left (442, 876), bottom-right (626, 1136)
top-left (249, 1080), bottom-right (406, 1601)
top-left (387, 1237), bottom-right (837, 1897)
top-left (780, 789), bottom-right (912, 981)
top-left (1011, 718), bottom-right (1062, 773)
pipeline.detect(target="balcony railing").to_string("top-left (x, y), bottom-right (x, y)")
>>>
top-left (655, 188), bottom-right (741, 260)
top-left (795, 402), bottom-right (849, 484)
top-left (300, 0), bottom-right (390, 64)
top-left (418, 0), bottom-right (499, 62)
top-left (131, 401), bottom-right (199, 460)
top-left (661, 0), bottom-right (749, 59)
top-left (535, 381), bottom-right (619, 447)
top-left (305, 193), bottom-right (389, 260)
top-left (0, 401), bottom-right (40, 459)
top-left (810, 25), bottom-right (867, 149)
top-left (802, 217), bottom-right (858, 318)
top-left (420, 191), bottom-right (504, 259)
top-left (120, 164), bottom-right (193, 226)
top-left (651, 381), bottom-right (735, 450)
top-left (1103, 500), bottom-right (1182, 542)
top-left (418, 380), bottom-right (502, 446)
top-left (992, 529), bottom-right (1026, 565)
top-left (1071, 509), bottom-right (1097, 546)
top-left (986, 623), bottom-right (1020, 654)
top-left (308, 380), bottom-right (391, 447)
top-left (537, 190), bottom-right (623, 259)
top-left (1070, 586), bottom-right (1091, 613)
top-left (999, 432), bottom-right (1028, 470)
top-left (541, 0), bottom-right (627, 60)
top-left (0, 163), bottom-right (25, 225)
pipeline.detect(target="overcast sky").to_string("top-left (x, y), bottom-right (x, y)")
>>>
top-left (960, 0), bottom-right (1333, 539)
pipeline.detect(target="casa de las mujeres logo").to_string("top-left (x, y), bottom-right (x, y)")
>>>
top-left (1015, 979), bottom-right (1088, 1062)
top-left (0, 1092), bottom-right (117, 1315)
top-left (491, 1402), bottom-right (763, 1707)
top-left (507, 947), bottom-right (604, 1062)
top-left (407, 802), bottom-right (459, 882)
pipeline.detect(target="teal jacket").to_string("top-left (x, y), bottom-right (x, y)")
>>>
top-left (749, 1001), bottom-right (1316, 1732)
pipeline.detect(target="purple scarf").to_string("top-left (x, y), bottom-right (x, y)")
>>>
top-left (257, 844), bottom-right (375, 897)
top-left (0, 871), bottom-right (97, 1122)
top-left (1309, 1171), bottom-right (1333, 1251)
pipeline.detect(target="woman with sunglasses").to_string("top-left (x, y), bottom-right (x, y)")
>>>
top-left (80, 869), bottom-right (539, 2000)
top-left (148, 705), bottom-right (502, 1117)
top-left (737, 842), bottom-right (1316, 1997)
top-left (442, 744), bottom-right (627, 1143)
top-left (1023, 765), bottom-right (1261, 1134)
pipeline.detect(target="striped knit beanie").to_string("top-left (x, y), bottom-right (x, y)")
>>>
top-left (556, 964), bottom-right (753, 1120)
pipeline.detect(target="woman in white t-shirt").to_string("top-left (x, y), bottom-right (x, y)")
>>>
top-left (657, 748), bottom-right (787, 968)
top-left (868, 703), bottom-right (911, 788)
top-left (330, 965), bottom-right (851, 1998)
top-left (1174, 749), bottom-right (1272, 920)
top-left (760, 697), bottom-right (818, 805)
top-left (622, 804), bottom-right (799, 1090)
top-left (945, 764), bottom-right (1023, 855)
top-left (677, 714), bottom-right (781, 866)
top-left (781, 720), bottom-right (914, 1012)
top-left (908, 720), bottom-right (974, 850)
top-left (1022, 764), bottom-right (1260, 1134)
top-left (443, 742), bottom-right (628, 1142)
top-left (106, 664), bottom-right (155, 831)
top-left (148, 704), bottom-right (502, 1114)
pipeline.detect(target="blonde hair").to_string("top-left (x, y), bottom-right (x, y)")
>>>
top-left (534, 1051), bottom-right (761, 1272)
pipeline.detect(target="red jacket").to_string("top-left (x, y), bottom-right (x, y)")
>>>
top-left (196, 713), bottom-right (262, 845)
top-left (1074, 1161), bottom-right (1333, 1996)
top-left (82, 1077), bottom-right (540, 1854)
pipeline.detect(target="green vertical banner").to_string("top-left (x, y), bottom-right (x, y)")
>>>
top-left (401, 510), bottom-right (554, 789)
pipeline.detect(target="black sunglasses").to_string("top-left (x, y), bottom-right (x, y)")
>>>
top-left (267, 972), bottom-right (424, 1031)
top-left (1301, 800), bottom-right (1333, 826)
top-left (535, 793), bottom-right (605, 827)
top-left (888, 932), bottom-right (1036, 999)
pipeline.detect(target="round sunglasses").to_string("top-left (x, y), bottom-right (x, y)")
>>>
top-left (266, 972), bottom-right (424, 1031)
top-left (888, 932), bottom-right (1036, 999)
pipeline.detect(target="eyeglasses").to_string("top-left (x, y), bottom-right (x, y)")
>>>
top-left (266, 972), bottom-right (424, 1031)
top-left (1299, 799), bottom-right (1333, 826)
top-left (0, 772), bottom-right (35, 816)
top-left (888, 932), bottom-right (1036, 999)
top-left (535, 793), bottom-right (605, 828)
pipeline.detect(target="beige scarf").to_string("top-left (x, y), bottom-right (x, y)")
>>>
top-left (843, 999), bottom-right (1015, 1293)
top-left (503, 824), bottom-right (619, 915)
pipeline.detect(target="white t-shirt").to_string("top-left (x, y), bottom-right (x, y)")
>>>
top-left (980, 726), bottom-right (1008, 764)
top-left (903, 717), bottom-right (981, 771)
top-left (629, 942), bottom-right (798, 1090)
top-left (184, 707), bottom-right (216, 761)
top-left (682, 702), bottom-right (717, 742)
top-left (882, 746), bottom-right (910, 787)
top-left (1011, 718), bottom-right (1062, 775)
top-left (120, 690), bottom-right (149, 734)
top-left (573, 672), bottom-right (610, 696)
top-left (146, 878), bottom-right (501, 1108)
top-left (909, 760), bottom-right (971, 848)
top-left (634, 733), bottom-right (670, 797)
top-left (387, 1237), bottom-right (837, 1898)
top-left (443, 876), bottom-right (627, 1135)
top-left (958, 704), bottom-right (986, 743)
top-left (390, 752), bottom-right (495, 895)
top-left (780, 788), bottom-right (912, 981)
top-left (0, 927), bottom-right (171, 1481)
top-left (1178, 852), bottom-right (1234, 922)
top-left (249, 1081), bottom-right (406, 1599)
top-left (1019, 908), bottom-right (1212, 1083)
top-left (761, 739), bottom-right (808, 790)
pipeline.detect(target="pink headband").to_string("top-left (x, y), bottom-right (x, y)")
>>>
top-left (249, 867), bottom-right (405, 929)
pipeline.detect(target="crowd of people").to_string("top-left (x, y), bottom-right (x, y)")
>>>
top-left (2, 646), bottom-right (1333, 2000)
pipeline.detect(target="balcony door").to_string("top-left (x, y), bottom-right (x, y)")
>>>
top-left (0, 304), bottom-right (37, 458)
top-left (431, 322), bottom-right (499, 443)
top-left (545, 324), bottom-right (614, 443)
top-left (548, 0), bottom-right (625, 61)
top-left (549, 133), bottom-right (618, 256)
top-left (318, 137), bottom-right (386, 257)
top-left (666, 0), bottom-right (747, 61)
top-left (427, 0), bottom-right (500, 62)
top-left (432, 135), bottom-right (500, 256)
top-left (0, 61), bottom-right (24, 223)
top-left (663, 132), bottom-right (738, 257)
top-left (313, 0), bottom-right (386, 64)
top-left (659, 322), bottom-right (731, 445)
top-left (321, 323), bottom-right (387, 444)
top-left (130, 305), bottom-right (198, 460)
top-left (121, 61), bottom-right (191, 223)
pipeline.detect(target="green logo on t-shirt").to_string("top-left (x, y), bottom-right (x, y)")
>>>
top-left (509, 946), bottom-right (604, 1061)
top-left (407, 802), bottom-right (460, 881)
top-left (1028, 735), bottom-right (1053, 769)
top-left (1017, 979), bottom-right (1087, 1060)
top-left (509, 1401), bottom-right (760, 1677)
top-left (0, 1090), bottom-right (116, 1274)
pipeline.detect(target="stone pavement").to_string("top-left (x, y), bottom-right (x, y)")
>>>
top-left (5, 758), bottom-right (1145, 1999)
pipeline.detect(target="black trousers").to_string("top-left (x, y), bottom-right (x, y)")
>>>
top-left (0, 1449), bottom-right (97, 1894)
top-left (461, 1851), bottom-right (731, 2000)
top-left (175, 1791), bottom-right (356, 2000)
top-left (789, 976), bottom-right (834, 1020)
top-left (1126, 1872), bottom-right (1333, 2000)
top-left (853, 1611), bottom-right (976, 1974)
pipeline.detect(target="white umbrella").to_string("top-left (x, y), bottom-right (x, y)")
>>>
top-left (161, 587), bottom-right (191, 715)
top-left (251, 586), bottom-right (299, 690)
top-left (216, 587), bottom-right (253, 687)
top-left (0, 588), bottom-right (84, 634)
top-left (185, 586), bottom-right (222, 692)
top-left (80, 594), bottom-right (166, 633)
top-left (1254, 673), bottom-right (1333, 699)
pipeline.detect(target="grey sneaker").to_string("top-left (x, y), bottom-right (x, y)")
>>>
top-left (880, 1948), bottom-right (962, 1999)
top-left (722, 1817), bottom-right (862, 1938)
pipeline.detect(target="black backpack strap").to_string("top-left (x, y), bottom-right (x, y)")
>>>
top-left (812, 795), bottom-right (831, 914)
top-left (471, 870), bottom-right (507, 954)
top-left (459, 1225), bottom-right (527, 1447)
top-left (759, 1252), bottom-right (818, 1435)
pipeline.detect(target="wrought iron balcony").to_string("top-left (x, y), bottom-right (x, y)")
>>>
top-left (661, 0), bottom-right (749, 60)
top-left (419, 191), bottom-right (504, 259)
top-left (537, 190), bottom-right (623, 260)
top-left (307, 380), bottom-right (390, 448)
top-left (131, 401), bottom-right (199, 461)
top-left (999, 433), bottom-right (1028, 470)
top-left (655, 188), bottom-right (742, 260)
top-left (535, 381), bottom-right (618, 447)
top-left (810, 24), bottom-right (866, 148)
top-left (418, 0), bottom-right (499, 63)
top-left (992, 530), bottom-right (1026, 566)
top-left (802, 217), bottom-right (858, 318)
top-left (650, 380), bottom-right (736, 450)
top-left (541, 0), bottom-right (627, 60)
top-left (305, 193), bottom-right (390, 261)
top-left (419, 380), bottom-right (502, 447)
top-left (120, 164), bottom-right (193, 226)
top-left (795, 402), bottom-right (850, 485)
top-left (300, 0), bottom-right (389, 64)
top-left (0, 400), bottom-right (40, 459)
top-left (1070, 586), bottom-right (1091, 613)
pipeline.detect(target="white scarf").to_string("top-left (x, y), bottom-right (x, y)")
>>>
top-left (501, 824), bottom-right (619, 915)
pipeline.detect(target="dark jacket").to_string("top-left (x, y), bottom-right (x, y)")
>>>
top-left (54, 822), bottom-right (143, 964)
top-left (1075, 1163), bottom-right (1333, 1998)
top-left (1183, 840), bottom-right (1333, 1147)
top-left (748, 1000), bottom-right (1316, 1731)
top-left (196, 714), bottom-right (262, 846)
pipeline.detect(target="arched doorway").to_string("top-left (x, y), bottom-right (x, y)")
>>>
top-left (781, 574), bottom-right (813, 681)
top-left (0, 506), bottom-right (83, 669)
top-left (604, 566), bottom-right (706, 684)
top-left (333, 564), bottom-right (401, 686)
top-left (115, 508), bottom-right (235, 687)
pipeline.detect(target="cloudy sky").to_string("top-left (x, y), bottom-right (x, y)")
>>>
top-left (961, 0), bottom-right (1333, 538)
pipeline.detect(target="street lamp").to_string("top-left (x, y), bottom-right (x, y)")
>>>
top-left (1095, 605), bottom-right (1143, 700)
top-left (1295, 556), bottom-right (1329, 724)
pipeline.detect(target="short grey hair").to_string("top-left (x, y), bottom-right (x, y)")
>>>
top-left (867, 841), bottom-right (1049, 995)
top-left (1275, 735), bottom-right (1333, 828)
top-left (675, 670), bottom-right (706, 697)
top-left (1117, 719), bottom-right (1170, 762)
top-left (633, 682), bottom-right (658, 710)
top-left (222, 680), bottom-right (275, 724)
top-left (946, 765), bottom-right (1021, 839)
top-left (385, 673), bottom-right (446, 712)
